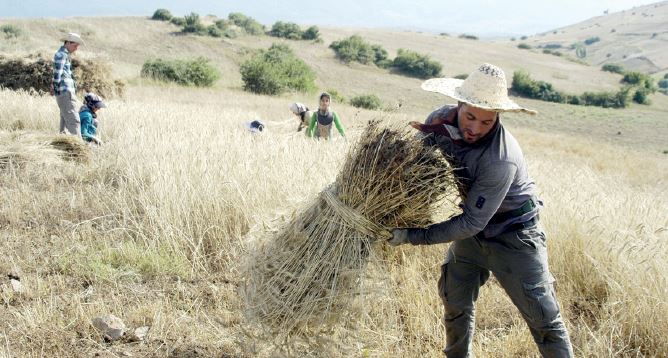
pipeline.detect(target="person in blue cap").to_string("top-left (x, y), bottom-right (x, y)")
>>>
top-left (79, 93), bottom-right (106, 145)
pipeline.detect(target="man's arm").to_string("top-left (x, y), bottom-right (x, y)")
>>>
top-left (52, 51), bottom-right (66, 94)
top-left (407, 162), bottom-right (517, 245)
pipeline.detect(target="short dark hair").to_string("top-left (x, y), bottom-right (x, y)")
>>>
top-left (319, 92), bottom-right (331, 100)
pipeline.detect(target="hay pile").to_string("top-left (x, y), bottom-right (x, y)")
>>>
top-left (0, 54), bottom-right (125, 98)
top-left (244, 120), bottom-right (458, 337)
top-left (0, 132), bottom-right (89, 170)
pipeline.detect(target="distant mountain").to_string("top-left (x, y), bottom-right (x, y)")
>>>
top-left (521, 1), bottom-right (668, 73)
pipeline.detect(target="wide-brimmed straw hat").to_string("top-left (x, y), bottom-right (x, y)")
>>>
top-left (60, 32), bottom-right (85, 45)
top-left (421, 63), bottom-right (537, 115)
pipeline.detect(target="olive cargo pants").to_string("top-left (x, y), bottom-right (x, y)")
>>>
top-left (438, 224), bottom-right (573, 357)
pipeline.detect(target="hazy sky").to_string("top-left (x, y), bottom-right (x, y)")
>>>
top-left (0, 0), bottom-right (661, 36)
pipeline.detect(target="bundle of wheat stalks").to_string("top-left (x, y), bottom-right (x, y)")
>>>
top-left (244, 120), bottom-right (458, 337)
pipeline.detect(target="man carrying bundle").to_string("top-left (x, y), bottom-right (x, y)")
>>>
top-left (389, 63), bottom-right (573, 357)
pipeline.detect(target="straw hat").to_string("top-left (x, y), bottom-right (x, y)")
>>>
top-left (60, 32), bottom-right (85, 45)
top-left (421, 63), bottom-right (537, 115)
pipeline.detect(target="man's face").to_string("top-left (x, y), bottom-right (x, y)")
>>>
top-left (319, 96), bottom-right (330, 112)
top-left (65, 41), bottom-right (80, 53)
top-left (457, 103), bottom-right (498, 144)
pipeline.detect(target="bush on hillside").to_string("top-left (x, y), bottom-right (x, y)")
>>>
top-left (584, 36), bottom-right (601, 45)
top-left (633, 87), bottom-right (652, 105)
top-left (454, 74), bottom-right (468, 80)
top-left (665, 73), bottom-right (668, 79)
top-left (240, 44), bottom-right (315, 95)
top-left (349, 94), bottom-right (382, 110)
top-left (326, 88), bottom-right (346, 103)
top-left (228, 12), bottom-right (264, 35)
top-left (544, 43), bottom-right (562, 49)
top-left (543, 49), bottom-right (563, 56)
top-left (207, 25), bottom-right (222, 37)
top-left (520, 35), bottom-right (528, 40)
top-left (580, 87), bottom-right (630, 108)
top-left (151, 9), bottom-right (172, 21)
top-left (1, 24), bottom-right (22, 38)
top-left (170, 17), bottom-right (185, 27)
top-left (459, 34), bottom-right (478, 40)
top-left (602, 63), bottom-right (625, 74)
top-left (517, 43), bottom-right (531, 49)
top-left (141, 57), bottom-right (220, 87)
top-left (371, 44), bottom-right (392, 68)
top-left (269, 21), bottom-right (302, 39)
top-left (512, 70), bottom-right (630, 108)
top-left (392, 49), bottom-right (442, 79)
top-left (182, 12), bottom-right (206, 35)
top-left (622, 71), bottom-right (656, 91)
top-left (301, 26), bottom-right (320, 41)
top-left (658, 79), bottom-right (668, 89)
top-left (329, 35), bottom-right (376, 65)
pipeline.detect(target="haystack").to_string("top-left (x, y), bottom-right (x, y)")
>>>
top-left (244, 120), bottom-right (458, 337)
top-left (0, 54), bottom-right (125, 98)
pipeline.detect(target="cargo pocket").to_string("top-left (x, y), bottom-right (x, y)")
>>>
top-left (437, 263), bottom-right (448, 302)
top-left (522, 274), bottom-right (559, 322)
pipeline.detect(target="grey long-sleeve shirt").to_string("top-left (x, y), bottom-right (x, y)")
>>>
top-left (408, 105), bottom-right (539, 245)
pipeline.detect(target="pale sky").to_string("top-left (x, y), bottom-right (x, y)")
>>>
top-left (0, 0), bottom-right (661, 36)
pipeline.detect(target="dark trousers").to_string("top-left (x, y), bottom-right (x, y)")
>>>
top-left (438, 224), bottom-right (573, 357)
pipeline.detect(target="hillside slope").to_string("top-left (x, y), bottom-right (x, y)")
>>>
top-left (519, 1), bottom-right (668, 73)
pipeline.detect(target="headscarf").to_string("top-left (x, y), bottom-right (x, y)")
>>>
top-left (289, 102), bottom-right (308, 115)
top-left (79, 93), bottom-right (106, 118)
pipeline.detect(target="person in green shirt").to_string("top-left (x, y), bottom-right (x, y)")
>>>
top-left (307, 92), bottom-right (345, 140)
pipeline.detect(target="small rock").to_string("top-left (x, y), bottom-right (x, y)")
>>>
top-left (126, 326), bottom-right (149, 342)
top-left (10, 279), bottom-right (24, 293)
top-left (92, 314), bottom-right (126, 341)
top-left (134, 326), bottom-right (149, 340)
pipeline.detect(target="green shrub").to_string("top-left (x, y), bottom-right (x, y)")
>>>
top-left (326, 88), bottom-right (346, 103)
top-left (584, 36), bottom-right (600, 45)
top-left (240, 44), bottom-right (316, 95)
top-left (1, 24), bottom-right (22, 38)
top-left (664, 73), bottom-right (668, 79)
top-left (301, 26), bottom-right (320, 41)
top-left (170, 17), bottom-right (185, 26)
top-left (544, 43), bottom-right (562, 49)
top-left (182, 12), bottom-right (206, 35)
top-left (454, 74), bottom-right (468, 80)
top-left (349, 94), bottom-right (382, 110)
top-left (622, 71), bottom-right (656, 91)
top-left (269, 21), bottom-right (302, 39)
top-left (517, 43), bottom-right (531, 49)
top-left (575, 44), bottom-right (587, 58)
top-left (215, 19), bottom-right (229, 30)
top-left (207, 25), bottom-right (222, 37)
top-left (371, 44), bottom-right (392, 68)
top-left (520, 35), bottom-right (528, 40)
top-left (602, 63), bottom-right (625, 74)
top-left (633, 87), bottom-right (651, 104)
top-left (658, 79), bottom-right (668, 89)
top-left (511, 70), bottom-right (568, 104)
top-left (228, 12), bottom-right (264, 35)
top-left (580, 87), bottom-right (630, 108)
top-left (392, 48), bottom-right (442, 79)
top-left (459, 34), bottom-right (478, 40)
top-left (329, 35), bottom-right (376, 65)
top-left (543, 49), bottom-right (562, 56)
top-left (140, 57), bottom-right (220, 87)
top-left (151, 9), bottom-right (172, 21)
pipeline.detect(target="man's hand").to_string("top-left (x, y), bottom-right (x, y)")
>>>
top-left (388, 229), bottom-right (410, 246)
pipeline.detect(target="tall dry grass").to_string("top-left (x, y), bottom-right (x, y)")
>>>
top-left (0, 86), bottom-right (666, 357)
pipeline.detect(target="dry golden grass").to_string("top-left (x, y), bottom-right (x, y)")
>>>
top-left (1, 84), bottom-right (666, 357)
top-left (0, 14), bottom-right (666, 358)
